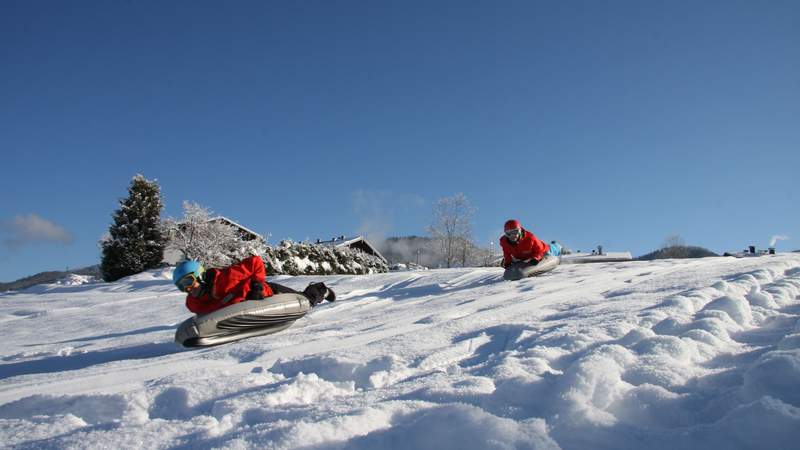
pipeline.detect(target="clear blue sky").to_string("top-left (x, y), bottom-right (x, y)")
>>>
top-left (2, 0), bottom-right (798, 281)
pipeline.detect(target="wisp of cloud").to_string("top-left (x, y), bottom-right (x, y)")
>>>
top-left (1, 213), bottom-right (73, 251)
top-left (352, 190), bottom-right (426, 245)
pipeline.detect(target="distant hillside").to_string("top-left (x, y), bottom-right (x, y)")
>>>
top-left (638, 246), bottom-right (718, 261)
top-left (0, 265), bottom-right (101, 292)
top-left (376, 236), bottom-right (499, 268)
top-left (376, 236), bottom-right (441, 268)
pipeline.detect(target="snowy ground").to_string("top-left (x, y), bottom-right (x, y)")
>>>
top-left (2, 255), bottom-right (800, 449)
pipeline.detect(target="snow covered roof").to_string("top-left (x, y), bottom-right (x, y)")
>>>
top-left (316, 235), bottom-right (387, 263)
top-left (316, 235), bottom-right (364, 247)
top-left (207, 216), bottom-right (264, 241)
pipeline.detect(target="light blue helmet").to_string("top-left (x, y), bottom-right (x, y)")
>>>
top-left (172, 260), bottom-right (204, 289)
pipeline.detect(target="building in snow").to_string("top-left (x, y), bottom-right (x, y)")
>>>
top-left (206, 216), bottom-right (263, 242)
top-left (315, 235), bottom-right (388, 264)
top-left (163, 216), bottom-right (265, 265)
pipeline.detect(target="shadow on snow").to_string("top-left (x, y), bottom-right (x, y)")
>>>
top-left (0, 342), bottom-right (185, 380)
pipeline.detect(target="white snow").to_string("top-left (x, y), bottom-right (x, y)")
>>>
top-left (2, 255), bottom-right (800, 449)
top-left (55, 274), bottom-right (97, 286)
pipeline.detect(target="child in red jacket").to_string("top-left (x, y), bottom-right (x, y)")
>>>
top-left (499, 219), bottom-right (562, 268)
top-left (173, 256), bottom-right (335, 315)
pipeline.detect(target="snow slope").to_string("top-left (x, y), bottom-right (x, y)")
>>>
top-left (2, 255), bottom-right (800, 449)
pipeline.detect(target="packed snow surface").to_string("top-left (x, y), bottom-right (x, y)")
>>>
top-left (2, 255), bottom-right (800, 449)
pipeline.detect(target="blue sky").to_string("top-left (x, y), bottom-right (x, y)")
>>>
top-left (1, 0), bottom-right (798, 282)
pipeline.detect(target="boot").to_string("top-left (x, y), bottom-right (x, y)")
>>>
top-left (303, 282), bottom-right (326, 306)
top-left (324, 285), bottom-right (336, 302)
top-left (304, 282), bottom-right (335, 306)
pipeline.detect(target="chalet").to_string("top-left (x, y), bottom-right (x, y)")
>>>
top-left (207, 216), bottom-right (263, 242)
top-left (163, 216), bottom-right (265, 265)
top-left (315, 235), bottom-right (388, 264)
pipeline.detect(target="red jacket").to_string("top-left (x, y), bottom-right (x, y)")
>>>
top-left (499, 229), bottom-right (550, 267)
top-left (185, 255), bottom-right (274, 314)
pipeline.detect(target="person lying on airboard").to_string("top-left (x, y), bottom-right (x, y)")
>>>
top-left (499, 219), bottom-right (562, 268)
top-left (172, 255), bottom-right (335, 314)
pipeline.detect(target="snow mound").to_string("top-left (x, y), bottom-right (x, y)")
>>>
top-left (699, 295), bottom-right (753, 326)
top-left (742, 350), bottom-right (800, 407)
top-left (346, 403), bottom-right (560, 450)
top-left (55, 274), bottom-right (96, 286)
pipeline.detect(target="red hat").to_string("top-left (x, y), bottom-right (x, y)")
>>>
top-left (504, 219), bottom-right (521, 231)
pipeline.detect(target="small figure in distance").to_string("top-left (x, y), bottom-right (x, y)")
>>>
top-left (500, 219), bottom-right (562, 268)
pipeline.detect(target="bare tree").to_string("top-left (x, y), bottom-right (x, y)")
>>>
top-left (163, 201), bottom-right (267, 268)
top-left (662, 234), bottom-right (686, 248)
top-left (660, 234), bottom-right (689, 258)
top-left (427, 193), bottom-right (476, 268)
top-left (480, 242), bottom-right (504, 267)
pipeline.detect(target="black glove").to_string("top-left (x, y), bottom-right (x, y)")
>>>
top-left (196, 269), bottom-right (216, 296)
top-left (203, 270), bottom-right (216, 288)
top-left (246, 280), bottom-right (265, 300)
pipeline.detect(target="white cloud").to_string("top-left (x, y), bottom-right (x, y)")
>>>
top-left (1, 214), bottom-right (73, 250)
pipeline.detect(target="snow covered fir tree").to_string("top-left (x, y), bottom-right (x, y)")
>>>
top-left (100, 175), bottom-right (167, 282)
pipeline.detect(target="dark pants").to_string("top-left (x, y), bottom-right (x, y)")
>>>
top-left (267, 282), bottom-right (301, 296)
top-left (268, 281), bottom-right (328, 305)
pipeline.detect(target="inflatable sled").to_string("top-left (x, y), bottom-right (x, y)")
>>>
top-left (175, 293), bottom-right (311, 347)
top-left (503, 255), bottom-right (560, 281)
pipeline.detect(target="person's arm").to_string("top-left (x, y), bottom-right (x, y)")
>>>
top-left (242, 256), bottom-right (271, 299)
top-left (210, 256), bottom-right (273, 303)
top-left (186, 292), bottom-right (218, 314)
top-left (500, 238), bottom-right (512, 268)
top-left (531, 237), bottom-right (550, 261)
top-left (246, 255), bottom-right (267, 283)
top-left (212, 258), bottom-right (256, 303)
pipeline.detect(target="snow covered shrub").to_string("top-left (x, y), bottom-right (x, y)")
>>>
top-left (100, 174), bottom-right (167, 282)
top-left (263, 240), bottom-right (388, 276)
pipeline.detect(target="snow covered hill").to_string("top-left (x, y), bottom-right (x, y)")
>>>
top-left (2, 255), bottom-right (800, 449)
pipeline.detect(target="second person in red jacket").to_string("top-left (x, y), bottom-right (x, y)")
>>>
top-left (499, 219), bottom-right (562, 268)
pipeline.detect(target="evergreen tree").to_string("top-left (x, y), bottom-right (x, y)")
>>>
top-left (100, 174), bottom-right (166, 281)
